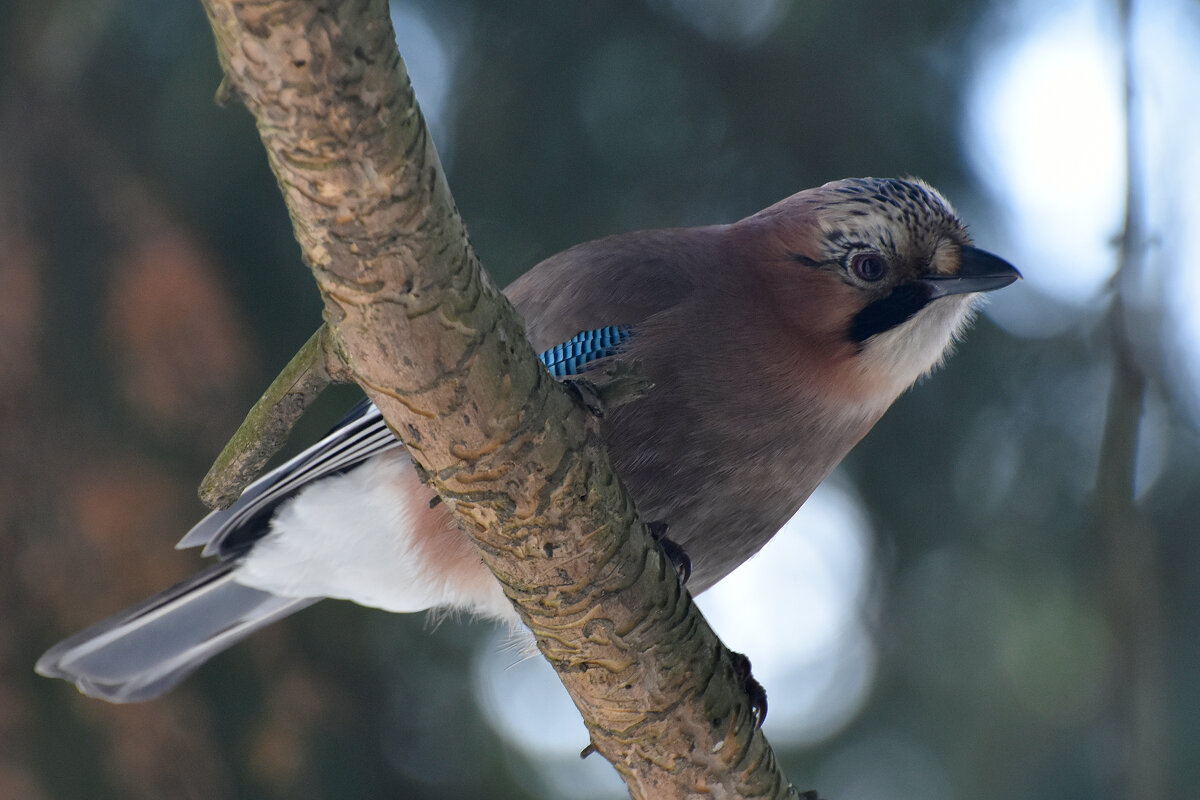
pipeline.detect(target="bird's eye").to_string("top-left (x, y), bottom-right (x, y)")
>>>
top-left (851, 253), bottom-right (888, 282)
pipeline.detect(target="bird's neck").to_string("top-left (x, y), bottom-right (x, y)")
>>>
top-left (853, 294), bottom-right (977, 398)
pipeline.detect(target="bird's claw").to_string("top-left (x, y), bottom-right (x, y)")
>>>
top-left (648, 521), bottom-right (691, 585)
top-left (730, 651), bottom-right (767, 727)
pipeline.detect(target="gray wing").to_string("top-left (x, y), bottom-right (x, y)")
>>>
top-left (177, 398), bottom-right (404, 558)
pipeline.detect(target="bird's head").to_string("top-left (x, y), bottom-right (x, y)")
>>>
top-left (734, 177), bottom-right (1020, 399)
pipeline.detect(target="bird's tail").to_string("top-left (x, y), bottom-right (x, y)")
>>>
top-left (35, 562), bottom-right (318, 703)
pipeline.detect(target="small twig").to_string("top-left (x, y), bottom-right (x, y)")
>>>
top-left (199, 324), bottom-right (350, 508)
top-left (1095, 2), bottom-right (1167, 798)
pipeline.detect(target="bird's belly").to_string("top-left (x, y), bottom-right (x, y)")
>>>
top-left (623, 459), bottom-right (828, 594)
top-left (603, 408), bottom-right (844, 594)
top-left (235, 452), bottom-right (516, 622)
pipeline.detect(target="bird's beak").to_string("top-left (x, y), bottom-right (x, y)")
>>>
top-left (922, 246), bottom-right (1021, 299)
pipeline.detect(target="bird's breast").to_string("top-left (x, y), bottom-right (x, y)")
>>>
top-left (597, 335), bottom-right (884, 592)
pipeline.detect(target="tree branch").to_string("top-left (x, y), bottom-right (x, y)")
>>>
top-left (1094, 2), bottom-right (1166, 798)
top-left (199, 323), bottom-right (351, 508)
top-left (199, 1), bottom-right (806, 796)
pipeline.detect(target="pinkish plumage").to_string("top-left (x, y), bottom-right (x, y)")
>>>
top-left (37, 178), bottom-right (1019, 702)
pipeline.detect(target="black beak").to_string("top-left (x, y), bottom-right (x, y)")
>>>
top-left (922, 246), bottom-right (1021, 299)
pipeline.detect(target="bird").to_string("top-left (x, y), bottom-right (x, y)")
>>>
top-left (36, 177), bottom-right (1020, 703)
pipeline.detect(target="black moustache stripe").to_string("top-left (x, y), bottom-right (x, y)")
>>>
top-left (849, 282), bottom-right (934, 345)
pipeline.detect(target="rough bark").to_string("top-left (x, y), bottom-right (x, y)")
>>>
top-left (199, 1), bottom-right (805, 797)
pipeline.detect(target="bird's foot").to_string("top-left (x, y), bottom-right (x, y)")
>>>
top-left (648, 521), bottom-right (691, 585)
top-left (729, 651), bottom-right (767, 728)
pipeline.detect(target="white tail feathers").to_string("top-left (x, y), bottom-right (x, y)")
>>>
top-left (235, 453), bottom-right (514, 620)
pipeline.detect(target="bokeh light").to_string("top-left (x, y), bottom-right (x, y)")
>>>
top-left (389, 1), bottom-right (462, 152)
top-left (472, 633), bottom-right (628, 799)
top-left (471, 479), bottom-right (878, 793)
top-left (696, 480), bottom-right (877, 745)
top-left (967, 0), bottom-right (1200, 417)
top-left (647, 0), bottom-right (789, 47)
top-left (967, 0), bottom-right (1125, 307)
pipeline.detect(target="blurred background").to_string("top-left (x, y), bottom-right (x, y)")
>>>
top-left (2, 0), bottom-right (1198, 798)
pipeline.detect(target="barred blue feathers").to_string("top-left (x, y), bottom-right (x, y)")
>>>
top-left (538, 325), bottom-right (634, 378)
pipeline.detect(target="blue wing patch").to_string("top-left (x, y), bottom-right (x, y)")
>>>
top-left (538, 326), bottom-right (634, 378)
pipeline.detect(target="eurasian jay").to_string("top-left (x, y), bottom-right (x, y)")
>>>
top-left (36, 177), bottom-right (1019, 703)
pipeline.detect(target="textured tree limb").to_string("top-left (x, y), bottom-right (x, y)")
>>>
top-left (199, 323), bottom-right (352, 508)
top-left (199, 1), bottom-right (807, 797)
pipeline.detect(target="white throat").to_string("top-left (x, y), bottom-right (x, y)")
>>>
top-left (860, 294), bottom-right (979, 397)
